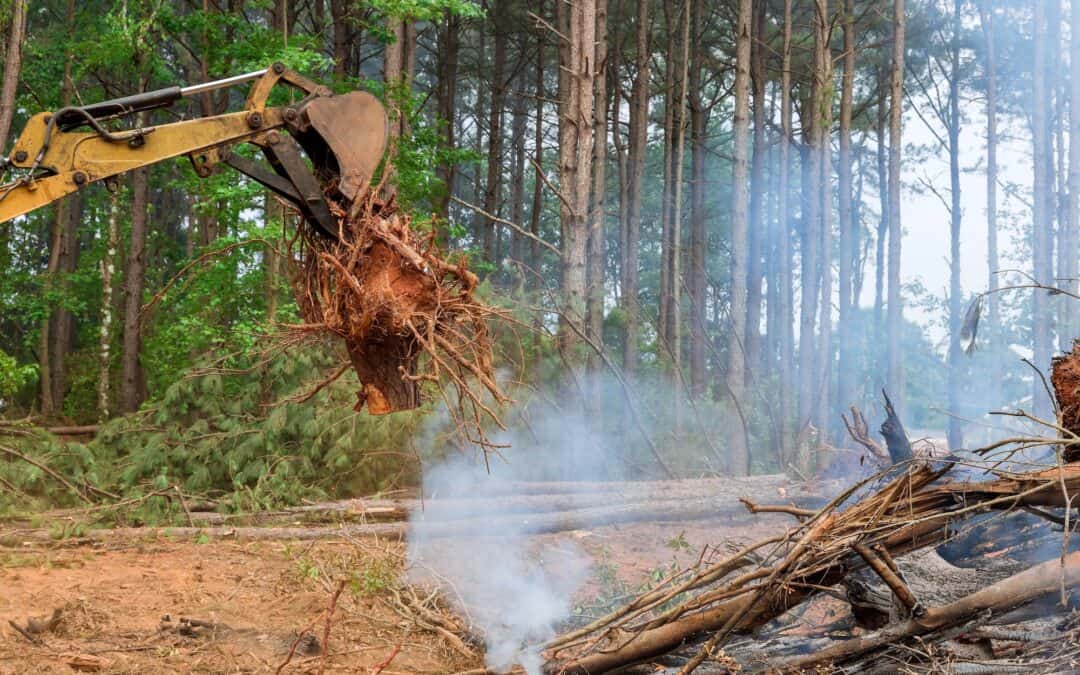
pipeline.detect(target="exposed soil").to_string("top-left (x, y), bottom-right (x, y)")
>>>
top-left (0, 481), bottom-right (798, 673)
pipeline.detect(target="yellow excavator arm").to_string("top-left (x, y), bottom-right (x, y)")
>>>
top-left (0, 63), bottom-right (388, 238)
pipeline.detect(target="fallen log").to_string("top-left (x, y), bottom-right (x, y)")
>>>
top-left (770, 550), bottom-right (1080, 672)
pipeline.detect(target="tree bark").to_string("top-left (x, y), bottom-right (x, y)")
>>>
top-left (688, 0), bottom-right (707, 399)
top-left (120, 167), bottom-right (150, 414)
top-left (330, 0), bottom-right (350, 78)
top-left (946, 0), bottom-right (963, 450)
top-left (0, 0), bottom-right (26, 148)
top-left (1067, 0), bottom-right (1080, 345)
top-left (874, 64), bottom-right (889, 366)
top-left (622, 0), bottom-right (648, 374)
top-left (816, 0), bottom-right (833, 443)
top-left (978, 0), bottom-right (1000, 347)
top-left (481, 1), bottom-right (508, 260)
top-left (556, 0), bottom-right (597, 366)
top-left (727, 0), bottom-right (752, 476)
top-left (745, 0), bottom-right (767, 385)
top-left (1032, 0), bottom-right (1053, 418)
top-left (837, 0), bottom-right (856, 420)
top-left (886, 0), bottom-right (905, 413)
top-left (435, 12), bottom-right (460, 222)
top-left (777, 0), bottom-right (795, 470)
top-left (98, 190), bottom-right (120, 420)
top-left (586, 0), bottom-right (608, 356)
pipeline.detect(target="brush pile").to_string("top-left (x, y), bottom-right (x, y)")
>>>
top-left (287, 189), bottom-right (508, 443)
top-left (542, 348), bottom-right (1080, 674)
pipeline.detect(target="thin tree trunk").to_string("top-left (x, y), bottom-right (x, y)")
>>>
top-left (1032, 0), bottom-right (1053, 417)
top-left (530, 7), bottom-right (546, 367)
top-left (688, 0), bottom-right (707, 399)
top-left (0, 0), bottom-right (26, 148)
top-left (886, 0), bottom-right (905, 412)
top-left (40, 1), bottom-right (79, 417)
top-left (874, 65), bottom-right (889, 363)
top-left (1067, 0), bottom-right (1080, 346)
top-left (509, 79), bottom-right (529, 278)
top-left (658, 2), bottom-right (677, 365)
top-left (816, 0), bottom-right (833, 443)
top-left (745, 0), bottom-right (767, 384)
top-left (837, 0), bottom-right (856, 419)
top-left (482, 1), bottom-right (508, 260)
top-left (622, 0), bottom-right (648, 374)
top-left (120, 166), bottom-right (150, 414)
top-left (798, 2), bottom-right (826, 468)
top-left (586, 0), bottom-right (608, 356)
top-left (946, 0), bottom-right (964, 449)
top-left (777, 0), bottom-right (794, 469)
top-left (728, 0), bottom-right (752, 476)
top-left (98, 189), bottom-right (120, 420)
top-left (668, 0), bottom-right (690, 381)
top-left (435, 12), bottom-right (460, 223)
top-left (979, 0), bottom-right (999, 341)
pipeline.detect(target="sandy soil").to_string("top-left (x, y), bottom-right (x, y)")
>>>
top-left (0, 488), bottom-right (797, 673)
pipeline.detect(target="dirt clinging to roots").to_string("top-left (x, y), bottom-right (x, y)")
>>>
top-left (289, 189), bottom-right (508, 443)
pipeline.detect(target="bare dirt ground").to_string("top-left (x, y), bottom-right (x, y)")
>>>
top-left (0, 484), bottom-right (797, 674)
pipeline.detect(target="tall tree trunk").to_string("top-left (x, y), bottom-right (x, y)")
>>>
top-left (816, 0), bottom-right (833, 442)
top-left (530, 7), bottom-right (546, 367)
top-left (435, 12), bottom-right (460, 222)
top-left (886, 0), bottom-right (905, 412)
top-left (0, 0), bottom-right (26, 148)
top-left (798, 1), bottom-right (826, 469)
top-left (330, 0), bottom-right (350, 78)
top-left (1032, 0), bottom-right (1053, 417)
top-left (482, 1), bottom-right (508, 260)
top-left (688, 0), bottom-right (707, 399)
top-left (979, 0), bottom-right (999, 341)
top-left (40, 1), bottom-right (79, 417)
top-left (98, 190), bottom-right (120, 420)
top-left (120, 167), bottom-right (150, 414)
top-left (837, 0), bottom-right (856, 419)
top-left (586, 0), bottom-right (608, 355)
top-left (946, 0), bottom-right (964, 449)
top-left (556, 0), bottom-right (597, 366)
top-left (777, 0), bottom-right (794, 470)
top-left (874, 65), bottom-right (889, 363)
top-left (745, 0), bottom-right (767, 384)
top-left (658, 1), bottom-right (680, 367)
top-left (668, 0), bottom-right (690, 380)
top-left (1066, 0), bottom-right (1080, 346)
top-left (728, 0), bottom-right (752, 476)
top-left (622, 0), bottom-right (648, 374)
top-left (509, 79), bottom-right (529, 277)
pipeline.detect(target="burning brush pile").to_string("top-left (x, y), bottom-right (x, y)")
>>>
top-left (540, 343), bottom-right (1080, 674)
top-left (286, 188), bottom-right (508, 443)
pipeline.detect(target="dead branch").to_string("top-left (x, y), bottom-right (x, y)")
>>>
top-left (770, 550), bottom-right (1080, 671)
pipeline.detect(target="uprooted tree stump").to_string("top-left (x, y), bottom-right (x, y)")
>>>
top-left (287, 188), bottom-right (509, 444)
top-left (1052, 339), bottom-right (1080, 455)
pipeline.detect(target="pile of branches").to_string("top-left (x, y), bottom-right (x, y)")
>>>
top-left (542, 347), bottom-right (1080, 674)
top-left (287, 187), bottom-right (509, 447)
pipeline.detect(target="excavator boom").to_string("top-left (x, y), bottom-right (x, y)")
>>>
top-left (0, 63), bottom-right (388, 238)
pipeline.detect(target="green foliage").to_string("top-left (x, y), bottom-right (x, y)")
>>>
top-left (0, 349), bottom-right (37, 403)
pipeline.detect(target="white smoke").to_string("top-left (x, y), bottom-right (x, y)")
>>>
top-left (406, 373), bottom-right (738, 672)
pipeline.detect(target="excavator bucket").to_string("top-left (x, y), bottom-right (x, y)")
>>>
top-left (293, 91), bottom-right (389, 203)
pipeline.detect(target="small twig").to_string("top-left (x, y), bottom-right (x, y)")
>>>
top-left (6, 620), bottom-right (41, 645)
top-left (370, 641), bottom-right (403, 675)
top-left (318, 580), bottom-right (347, 675)
top-left (450, 196), bottom-right (560, 255)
